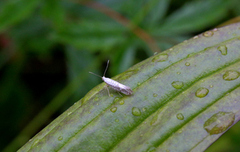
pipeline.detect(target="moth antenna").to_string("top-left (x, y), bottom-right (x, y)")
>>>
top-left (89, 72), bottom-right (102, 78)
top-left (103, 60), bottom-right (109, 77)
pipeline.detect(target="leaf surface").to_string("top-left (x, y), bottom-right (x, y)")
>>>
top-left (19, 23), bottom-right (240, 152)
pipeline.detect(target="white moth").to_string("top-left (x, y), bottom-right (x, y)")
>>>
top-left (89, 60), bottom-right (133, 96)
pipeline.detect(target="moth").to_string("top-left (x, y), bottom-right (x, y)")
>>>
top-left (89, 60), bottom-right (133, 96)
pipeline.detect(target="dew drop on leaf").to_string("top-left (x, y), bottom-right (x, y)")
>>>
top-left (217, 45), bottom-right (228, 55)
top-left (195, 87), bottom-right (209, 98)
top-left (153, 93), bottom-right (158, 97)
top-left (115, 119), bottom-right (119, 122)
top-left (203, 112), bottom-right (235, 134)
top-left (171, 81), bottom-right (184, 89)
top-left (185, 62), bottom-right (190, 66)
top-left (193, 35), bottom-right (199, 39)
top-left (119, 100), bottom-right (125, 105)
top-left (203, 31), bottom-right (214, 37)
top-left (223, 70), bottom-right (240, 81)
top-left (114, 97), bottom-right (120, 102)
top-left (176, 113), bottom-right (184, 120)
top-left (110, 107), bottom-right (117, 113)
top-left (58, 136), bottom-right (63, 141)
top-left (132, 107), bottom-right (141, 116)
top-left (151, 54), bottom-right (168, 62)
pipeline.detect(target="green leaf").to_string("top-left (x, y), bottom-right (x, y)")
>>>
top-left (0, 0), bottom-right (39, 32)
top-left (54, 21), bottom-right (127, 51)
top-left (153, 0), bottom-right (232, 35)
top-left (19, 23), bottom-right (240, 151)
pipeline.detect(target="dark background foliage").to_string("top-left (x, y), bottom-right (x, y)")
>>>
top-left (1, 0), bottom-right (240, 151)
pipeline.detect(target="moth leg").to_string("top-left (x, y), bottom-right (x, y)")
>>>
top-left (105, 85), bottom-right (110, 97)
top-left (117, 92), bottom-right (123, 97)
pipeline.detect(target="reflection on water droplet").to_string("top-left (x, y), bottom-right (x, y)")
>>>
top-left (203, 31), bottom-right (214, 37)
top-left (153, 93), bottom-right (158, 97)
top-left (115, 119), bottom-right (119, 122)
top-left (217, 45), bottom-right (227, 55)
top-left (132, 107), bottom-right (141, 116)
top-left (137, 82), bottom-right (141, 86)
top-left (152, 54), bottom-right (168, 62)
top-left (185, 62), bottom-right (190, 66)
top-left (114, 97), bottom-right (120, 102)
top-left (204, 112), bottom-right (235, 134)
top-left (178, 129), bottom-right (183, 134)
top-left (171, 81), bottom-right (184, 89)
top-left (110, 107), bottom-right (117, 113)
top-left (195, 87), bottom-right (209, 98)
top-left (210, 85), bottom-right (213, 88)
top-left (58, 136), bottom-right (63, 141)
top-left (223, 70), bottom-right (240, 81)
top-left (176, 113), bottom-right (184, 120)
top-left (193, 35), bottom-right (199, 39)
top-left (119, 100), bottom-right (125, 105)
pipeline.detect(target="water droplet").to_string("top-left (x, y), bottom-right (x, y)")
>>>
top-left (178, 129), bottom-right (183, 134)
top-left (115, 119), bottom-right (119, 122)
top-left (67, 112), bottom-right (72, 115)
top-left (171, 81), bottom-right (184, 89)
top-left (137, 82), bottom-right (141, 86)
top-left (142, 108), bottom-right (146, 112)
top-left (158, 54), bottom-right (168, 62)
top-left (213, 28), bottom-right (218, 32)
top-left (153, 93), bottom-right (158, 97)
top-left (93, 97), bottom-right (99, 101)
top-left (195, 87), bottom-right (209, 98)
top-left (152, 54), bottom-right (168, 62)
top-left (119, 100), bottom-right (125, 105)
top-left (223, 70), bottom-right (240, 81)
top-left (193, 35), bottom-right (199, 39)
top-left (58, 136), bottom-right (63, 141)
top-left (204, 112), bottom-right (235, 135)
top-left (132, 107), bottom-right (141, 116)
top-left (114, 97), bottom-right (120, 102)
top-left (210, 85), bottom-right (213, 88)
top-left (110, 107), bottom-right (117, 113)
top-left (185, 62), bottom-right (190, 66)
top-left (176, 113), bottom-right (184, 120)
top-left (203, 31), bottom-right (214, 37)
top-left (154, 52), bottom-right (158, 55)
top-left (217, 45), bottom-right (227, 55)
top-left (169, 48), bottom-right (173, 51)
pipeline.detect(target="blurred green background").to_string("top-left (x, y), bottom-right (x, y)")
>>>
top-left (1, 0), bottom-right (240, 151)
